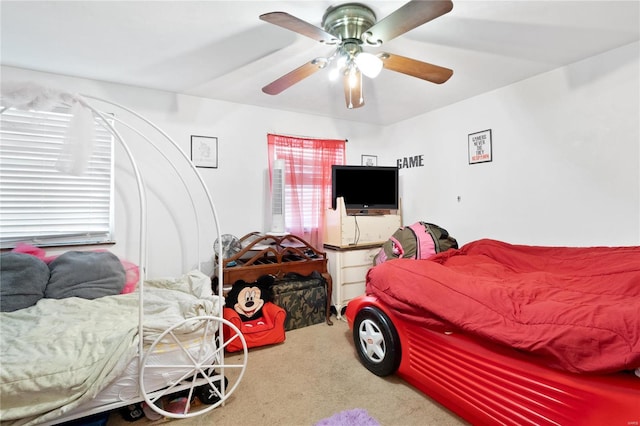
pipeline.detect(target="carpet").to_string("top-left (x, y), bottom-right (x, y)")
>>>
top-left (314, 408), bottom-right (380, 426)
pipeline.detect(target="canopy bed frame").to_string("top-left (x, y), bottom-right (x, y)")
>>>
top-left (0, 83), bottom-right (248, 425)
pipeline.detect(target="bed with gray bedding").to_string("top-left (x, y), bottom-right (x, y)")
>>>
top-left (0, 251), bottom-right (223, 425)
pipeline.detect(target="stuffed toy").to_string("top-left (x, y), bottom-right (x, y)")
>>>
top-left (225, 275), bottom-right (275, 323)
top-left (222, 274), bottom-right (287, 352)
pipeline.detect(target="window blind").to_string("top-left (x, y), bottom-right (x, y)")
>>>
top-left (0, 106), bottom-right (114, 248)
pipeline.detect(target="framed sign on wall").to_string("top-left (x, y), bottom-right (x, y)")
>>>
top-left (468, 129), bottom-right (492, 164)
top-left (361, 154), bottom-right (377, 166)
top-left (191, 135), bottom-right (218, 168)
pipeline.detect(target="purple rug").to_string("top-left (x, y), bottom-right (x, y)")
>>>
top-left (314, 408), bottom-right (380, 426)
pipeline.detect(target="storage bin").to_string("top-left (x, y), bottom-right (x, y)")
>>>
top-left (272, 271), bottom-right (327, 331)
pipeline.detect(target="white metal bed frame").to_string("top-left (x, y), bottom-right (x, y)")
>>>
top-left (0, 85), bottom-right (248, 424)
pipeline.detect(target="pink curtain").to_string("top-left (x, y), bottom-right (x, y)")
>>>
top-left (267, 134), bottom-right (346, 248)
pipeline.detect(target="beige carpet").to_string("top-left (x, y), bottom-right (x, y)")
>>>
top-left (107, 318), bottom-right (466, 426)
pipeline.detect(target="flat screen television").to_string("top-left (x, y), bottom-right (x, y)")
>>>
top-left (331, 165), bottom-right (399, 211)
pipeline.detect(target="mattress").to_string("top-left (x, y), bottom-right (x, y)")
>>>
top-left (67, 336), bottom-right (218, 413)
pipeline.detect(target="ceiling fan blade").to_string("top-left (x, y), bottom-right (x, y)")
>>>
top-left (343, 68), bottom-right (364, 109)
top-left (363, 0), bottom-right (453, 45)
top-left (262, 61), bottom-right (323, 95)
top-left (260, 12), bottom-right (339, 44)
top-left (380, 52), bottom-right (453, 84)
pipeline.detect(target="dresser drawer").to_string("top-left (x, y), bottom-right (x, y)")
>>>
top-left (341, 247), bottom-right (379, 267)
top-left (341, 281), bottom-right (366, 304)
top-left (341, 264), bottom-right (372, 284)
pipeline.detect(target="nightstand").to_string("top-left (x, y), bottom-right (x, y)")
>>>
top-left (324, 243), bottom-right (381, 319)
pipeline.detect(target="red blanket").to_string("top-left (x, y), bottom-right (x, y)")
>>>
top-left (366, 239), bottom-right (640, 374)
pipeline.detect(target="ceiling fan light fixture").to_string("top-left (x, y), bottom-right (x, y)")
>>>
top-left (259, 0), bottom-right (454, 109)
top-left (327, 50), bottom-right (349, 81)
top-left (345, 68), bottom-right (363, 109)
top-left (354, 52), bottom-right (383, 78)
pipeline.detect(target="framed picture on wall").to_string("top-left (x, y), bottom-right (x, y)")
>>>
top-left (191, 135), bottom-right (218, 168)
top-left (468, 129), bottom-right (492, 164)
top-left (361, 154), bottom-right (378, 166)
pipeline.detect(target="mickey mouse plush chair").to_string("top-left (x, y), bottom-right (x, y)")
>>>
top-left (223, 275), bottom-right (286, 352)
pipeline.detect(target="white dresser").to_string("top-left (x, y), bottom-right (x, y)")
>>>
top-left (324, 244), bottom-right (381, 319)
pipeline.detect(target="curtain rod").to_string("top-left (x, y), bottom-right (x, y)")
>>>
top-left (267, 132), bottom-right (348, 142)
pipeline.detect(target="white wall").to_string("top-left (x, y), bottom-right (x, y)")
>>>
top-left (1, 66), bottom-right (384, 277)
top-left (377, 41), bottom-right (640, 247)
top-left (2, 40), bottom-right (638, 276)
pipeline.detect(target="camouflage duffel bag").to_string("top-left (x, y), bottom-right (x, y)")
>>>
top-left (272, 271), bottom-right (327, 331)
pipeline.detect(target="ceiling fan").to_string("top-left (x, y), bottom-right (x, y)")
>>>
top-left (260, 0), bottom-right (454, 109)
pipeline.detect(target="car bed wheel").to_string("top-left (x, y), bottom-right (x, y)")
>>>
top-left (353, 307), bottom-right (401, 376)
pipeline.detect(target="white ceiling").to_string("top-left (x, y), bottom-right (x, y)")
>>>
top-left (1, 1), bottom-right (639, 125)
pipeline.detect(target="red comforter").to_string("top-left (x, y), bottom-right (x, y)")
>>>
top-left (366, 239), bottom-right (640, 374)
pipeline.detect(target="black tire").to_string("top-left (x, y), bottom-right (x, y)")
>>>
top-left (196, 376), bottom-right (229, 405)
top-left (352, 307), bottom-right (401, 376)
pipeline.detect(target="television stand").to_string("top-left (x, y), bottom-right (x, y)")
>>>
top-left (324, 197), bottom-right (402, 247)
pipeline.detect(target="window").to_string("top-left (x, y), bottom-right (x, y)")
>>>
top-left (267, 134), bottom-right (345, 247)
top-left (0, 105), bottom-right (114, 248)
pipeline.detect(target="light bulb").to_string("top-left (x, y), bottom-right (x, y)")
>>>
top-left (348, 67), bottom-right (358, 88)
top-left (329, 54), bottom-right (348, 82)
top-left (354, 52), bottom-right (383, 78)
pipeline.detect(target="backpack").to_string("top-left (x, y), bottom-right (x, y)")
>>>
top-left (373, 222), bottom-right (458, 266)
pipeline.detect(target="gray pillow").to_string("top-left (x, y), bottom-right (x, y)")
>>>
top-left (0, 252), bottom-right (50, 312)
top-left (45, 251), bottom-right (126, 299)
